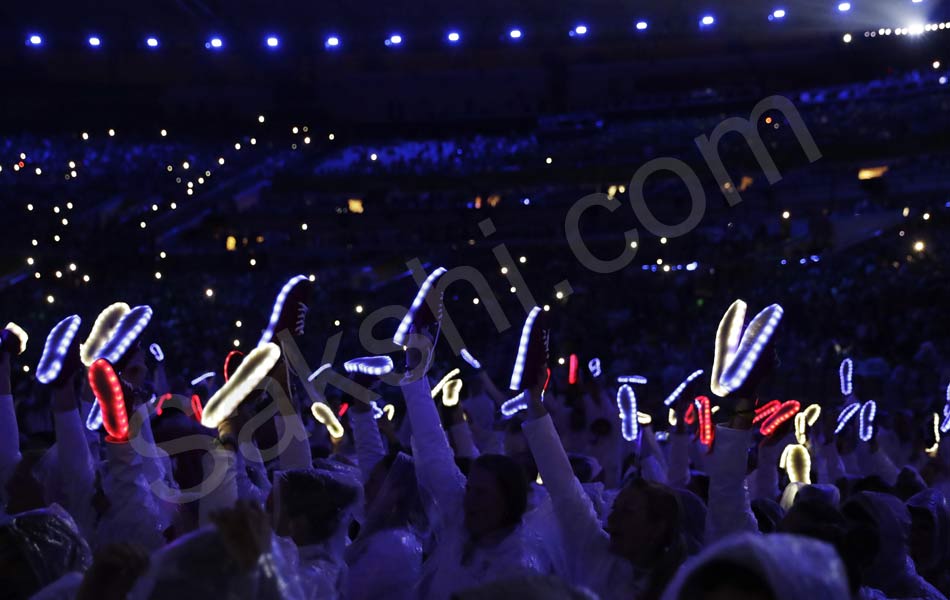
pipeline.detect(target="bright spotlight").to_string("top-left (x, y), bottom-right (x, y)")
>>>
top-left (447, 31), bottom-right (460, 43)
top-left (207, 36), bottom-right (223, 49)
top-left (701, 15), bottom-right (715, 26)
top-left (636, 21), bottom-right (649, 30)
top-left (266, 35), bottom-right (280, 48)
top-left (838, 2), bottom-right (851, 12)
top-left (146, 36), bottom-right (159, 48)
top-left (88, 36), bottom-right (101, 47)
top-left (27, 34), bottom-right (43, 46)
top-left (509, 28), bottom-right (523, 39)
top-left (325, 36), bottom-right (340, 48)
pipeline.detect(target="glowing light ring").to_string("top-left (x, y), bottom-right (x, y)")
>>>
top-left (588, 358), bottom-right (602, 378)
top-left (927, 413), bottom-right (940, 457)
top-left (223, 350), bottom-right (244, 382)
top-left (794, 404), bottom-right (821, 445)
top-left (834, 402), bottom-right (861, 435)
top-left (310, 402), bottom-right (345, 439)
top-left (711, 300), bottom-right (747, 397)
top-left (344, 356), bottom-right (395, 376)
top-left (383, 404), bottom-right (395, 420)
top-left (88, 359), bottom-right (129, 443)
top-left (694, 396), bottom-right (715, 446)
top-left (258, 275), bottom-right (309, 346)
top-left (616, 384), bottom-right (638, 441)
top-left (617, 375), bottom-right (648, 384)
top-left (393, 267), bottom-right (448, 346)
top-left (780, 444), bottom-right (811, 484)
top-left (663, 369), bottom-right (705, 406)
top-left (81, 303), bottom-right (130, 366)
top-left (460, 349), bottom-right (481, 370)
top-left (501, 392), bottom-right (528, 417)
top-left (858, 400), bottom-right (877, 442)
top-left (568, 354), bottom-right (579, 385)
top-left (3, 322), bottom-right (28, 355)
top-left (149, 343), bottom-right (164, 362)
top-left (839, 358), bottom-right (853, 396)
top-left (201, 343), bottom-right (280, 428)
top-left (370, 401), bottom-right (384, 420)
top-left (307, 363), bottom-right (332, 382)
top-left (36, 315), bottom-right (82, 384)
top-left (96, 305), bottom-right (153, 366)
top-left (759, 400), bottom-right (801, 437)
top-left (509, 306), bottom-right (542, 391)
top-left (431, 368), bottom-right (461, 398)
top-left (190, 372), bottom-right (215, 387)
top-left (719, 304), bottom-right (784, 395)
top-left (85, 402), bottom-right (103, 431)
top-left (442, 379), bottom-right (463, 407)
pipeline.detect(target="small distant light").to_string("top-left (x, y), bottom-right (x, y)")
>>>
top-left (70, 170), bottom-right (77, 178)
top-left (923, 212), bottom-right (931, 220)
top-left (522, 197), bottom-right (531, 205)
top-left (249, 258), bottom-right (257, 266)
top-left (355, 305), bottom-right (364, 314)
top-left (234, 142), bottom-right (241, 150)
top-left (54, 235), bottom-right (60, 242)
top-left (387, 34), bottom-right (403, 46)
top-left (83, 275), bottom-right (90, 282)
top-left (68, 263), bottom-right (76, 272)
top-left (81, 132), bottom-right (89, 140)
top-left (146, 37), bottom-right (159, 48)
top-left (205, 289), bottom-right (214, 298)
top-left (208, 37), bottom-right (223, 49)
top-left (35, 273), bottom-right (41, 279)
top-left (472, 298), bottom-right (480, 305)
top-left (27, 204), bottom-right (34, 211)
top-left (140, 221), bottom-right (147, 229)
top-left (325, 36), bottom-right (340, 48)
top-left (304, 136), bottom-right (311, 144)
top-left (370, 153), bottom-right (378, 161)
top-left (838, 2), bottom-right (851, 11)
top-left (914, 240), bottom-right (926, 252)
top-left (501, 266), bottom-right (509, 274)
top-left (61, 218), bottom-right (68, 226)
top-left (701, 15), bottom-right (715, 26)
top-left (933, 61), bottom-right (941, 69)
top-left (573, 24), bottom-right (588, 36)
top-left (46, 295), bottom-right (54, 304)
top-left (333, 319), bottom-right (341, 327)
top-left (843, 33), bottom-right (853, 42)
top-left (447, 31), bottom-right (461, 43)
top-left (328, 133), bottom-right (335, 140)
top-left (782, 210), bottom-right (791, 219)
top-left (258, 115), bottom-right (265, 123)
top-left (556, 291), bottom-right (565, 300)
top-left (250, 138), bottom-right (257, 145)
top-left (28, 34), bottom-right (42, 46)
top-left (941, 76), bottom-right (949, 85)
top-left (266, 36), bottom-right (279, 48)
top-left (636, 21), bottom-right (649, 30)
top-left (23, 365), bottom-right (29, 373)
top-left (630, 241), bottom-right (638, 249)
top-left (510, 286), bottom-right (517, 293)
top-left (663, 265), bottom-right (671, 272)
top-left (155, 272), bottom-right (162, 280)
top-left (301, 223), bottom-right (308, 231)
top-left (543, 304), bottom-right (551, 311)
top-left (31, 239), bottom-right (37, 246)
top-left (558, 357), bottom-right (566, 365)
top-left (660, 236), bottom-right (668, 244)
top-left (233, 339), bottom-right (241, 347)
top-left (26, 257), bottom-right (34, 266)
top-left (88, 36), bottom-right (101, 47)
top-left (509, 29), bottom-right (523, 39)
top-left (545, 156), bottom-right (553, 164)
top-left (35, 167), bottom-right (42, 175)
top-left (170, 202), bottom-right (177, 210)
top-left (519, 256), bottom-right (527, 263)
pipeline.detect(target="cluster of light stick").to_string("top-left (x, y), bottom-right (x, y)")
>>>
top-left (88, 358), bottom-right (129, 443)
top-left (36, 315), bottom-right (81, 384)
top-left (753, 399), bottom-right (802, 437)
top-left (393, 267), bottom-right (447, 347)
top-left (201, 343), bottom-right (280, 428)
top-left (509, 306), bottom-right (543, 391)
top-left (258, 275), bottom-right (309, 346)
top-left (3, 322), bottom-right (28, 355)
top-left (711, 300), bottom-right (784, 397)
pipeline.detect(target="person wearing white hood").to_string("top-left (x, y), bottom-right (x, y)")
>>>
top-left (661, 532), bottom-right (851, 600)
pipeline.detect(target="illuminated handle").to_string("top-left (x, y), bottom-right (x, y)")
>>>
top-left (88, 359), bottom-right (130, 443)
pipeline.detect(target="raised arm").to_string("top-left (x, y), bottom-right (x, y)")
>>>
top-left (0, 350), bottom-right (20, 506)
top-left (705, 405), bottom-right (759, 543)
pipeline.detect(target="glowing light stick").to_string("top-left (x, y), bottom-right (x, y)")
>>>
top-left (617, 384), bottom-right (639, 441)
top-left (85, 402), bottom-right (103, 431)
top-left (757, 400), bottom-right (801, 437)
top-left (834, 402), bottom-right (861, 435)
top-left (753, 400), bottom-right (781, 423)
top-left (501, 392), bottom-right (528, 417)
top-left (663, 369), bottom-right (704, 406)
top-left (710, 300), bottom-right (747, 397)
top-left (223, 350), bottom-right (243, 382)
top-left (344, 356), bottom-right (395, 376)
top-left (637, 411), bottom-right (652, 425)
top-left (941, 403), bottom-right (950, 435)
top-left (684, 404), bottom-right (697, 425)
top-left (258, 275), bottom-right (309, 346)
top-left (310, 402), bottom-right (344, 439)
top-left (96, 305), bottom-right (153, 365)
top-left (190, 394), bottom-right (203, 423)
top-left (780, 444), bottom-right (811, 484)
top-left (694, 396), bottom-right (714, 446)
top-left (155, 393), bottom-right (173, 416)
top-left (588, 358), bottom-right (602, 378)
top-left (669, 408), bottom-right (678, 426)
top-left (190, 372), bottom-right (215, 387)
top-left (80, 303), bottom-right (131, 366)
top-left (88, 359), bottom-right (129, 443)
top-left (383, 404), bottom-right (395, 420)
top-left (839, 358), bottom-right (853, 396)
top-left (617, 375), bottom-right (648, 384)
top-left (393, 267), bottom-right (447, 346)
top-left (461, 349), bottom-right (481, 370)
top-left (509, 306), bottom-right (542, 391)
top-left (794, 404), bottom-right (821, 445)
top-left (655, 431), bottom-right (670, 442)
top-left (149, 343), bottom-right (164, 362)
top-left (201, 343), bottom-right (280, 428)
top-left (3, 322), bottom-right (28, 355)
top-left (858, 400), bottom-right (877, 442)
top-left (568, 354), bottom-right (579, 385)
top-left (36, 315), bottom-right (81, 384)
top-left (442, 379), bottom-right (463, 407)
top-left (718, 304), bottom-right (784, 395)
top-left (431, 368), bottom-right (461, 398)
top-left (338, 402), bottom-right (350, 417)
top-left (370, 401), bottom-right (385, 420)
top-left (307, 363), bottom-right (332, 382)
top-left (926, 413), bottom-right (940, 458)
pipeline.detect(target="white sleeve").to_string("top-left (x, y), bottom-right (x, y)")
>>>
top-left (705, 425), bottom-right (759, 543)
top-left (52, 408), bottom-right (95, 534)
top-left (522, 414), bottom-right (611, 580)
top-left (668, 432), bottom-right (692, 488)
top-left (748, 436), bottom-right (790, 502)
top-left (276, 412), bottom-right (312, 471)
top-left (199, 445), bottom-right (239, 526)
top-left (98, 441), bottom-right (166, 551)
top-left (401, 378), bottom-right (466, 525)
top-left (449, 422), bottom-right (480, 459)
top-left (350, 408), bottom-right (387, 484)
top-left (0, 394), bottom-right (20, 497)
top-left (236, 441), bottom-right (271, 506)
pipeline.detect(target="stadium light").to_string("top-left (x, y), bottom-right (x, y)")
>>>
top-left (636, 21), bottom-right (649, 30)
top-left (838, 2), bottom-right (851, 12)
top-left (27, 34), bottom-right (43, 46)
top-left (447, 31), bottom-right (461, 43)
top-left (88, 36), bottom-right (101, 47)
top-left (509, 28), bottom-right (523, 39)
top-left (701, 15), bottom-right (715, 26)
top-left (325, 36), bottom-right (340, 49)
top-left (266, 35), bottom-right (280, 48)
top-left (771, 9), bottom-right (787, 19)
top-left (146, 36), bottom-right (159, 48)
